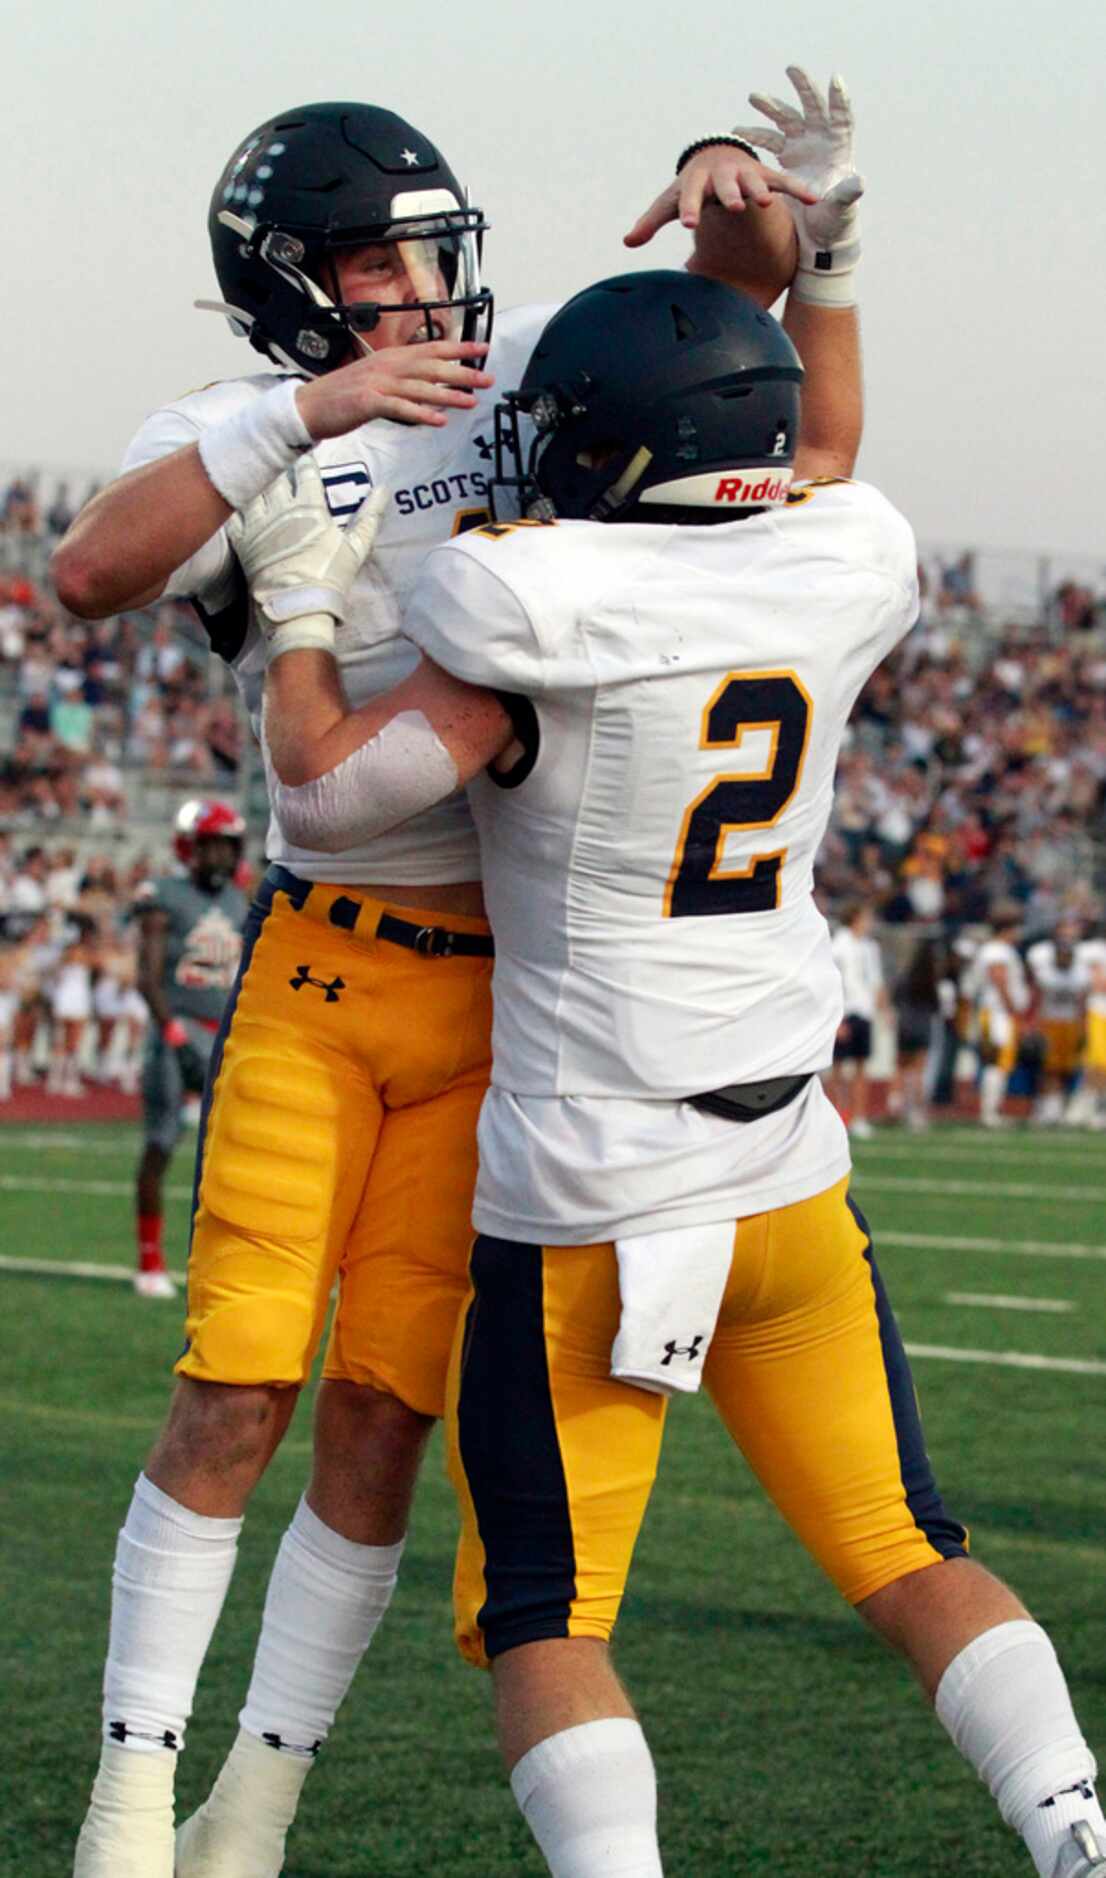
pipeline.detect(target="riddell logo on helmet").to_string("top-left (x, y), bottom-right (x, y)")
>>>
top-left (714, 471), bottom-right (791, 505)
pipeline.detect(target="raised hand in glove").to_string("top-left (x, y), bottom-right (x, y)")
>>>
top-left (227, 457), bottom-right (389, 660)
top-left (734, 67), bottom-right (863, 304)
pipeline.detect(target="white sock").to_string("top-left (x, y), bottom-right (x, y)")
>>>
top-left (935, 1620), bottom-right (1102, 1875)
top-left (102, 1473), bottom-right (242, 1753)
top-left (510, 1718), bottom-right (662, 1877)
top-left (980, 1064), bottom-right (1007, 1122)
top-left (0, 1049), bottom-right (11, 1099)
top-left (239, 1496), bottom-right (403, 1753)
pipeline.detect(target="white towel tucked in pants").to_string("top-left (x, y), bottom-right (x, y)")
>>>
top-left (610, 1219), bottom-right (735, 1396)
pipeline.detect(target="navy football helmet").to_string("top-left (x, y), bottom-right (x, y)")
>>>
top-left (491, 271), bottom-right (803, 523)
top-left (203, 103), bottom-right (491, 376)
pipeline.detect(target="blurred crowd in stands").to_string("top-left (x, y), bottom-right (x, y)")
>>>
top-left (1, 469), bottom-right (1104, 1108)
top-left (819, 620), bottom-right (1106, 937)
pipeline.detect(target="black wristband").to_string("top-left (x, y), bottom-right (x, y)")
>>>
top-left (675, 134), bottom-right (759, 175)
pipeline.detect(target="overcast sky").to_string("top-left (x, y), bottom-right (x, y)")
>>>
top-left (9, 0), bottom-right (1103, 573)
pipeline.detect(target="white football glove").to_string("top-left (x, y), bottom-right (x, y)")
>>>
top-left (226, 457), bottom-right (389, 659)
top-left (734, 67), bottom-right (863, 305)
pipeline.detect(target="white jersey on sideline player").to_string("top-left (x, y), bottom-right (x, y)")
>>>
top-left (122, 309), bottom-right (553, 886)
top-left (831, 920), bottom-right (884, 1020)
top-left (404, 477), bottom-right (918, 1242)
top-left (964, 936), bottom-right (1030, 1021)
top-left (1079, 937), bottom-right (1106, 1017)
top-left (1027, 939), bottom-right (1089, 1021)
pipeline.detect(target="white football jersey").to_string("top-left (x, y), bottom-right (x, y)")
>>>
top-left (831, 926), bottom-right (884, 1020)
top-left (405, 478), bottom-right (919, 1240)
top-left (122, 304), bottom-right (555, 885)
top-left (1077, 938), bottom-right (1106, 1016)
top-left (1026, 940), bottom-right (1089, 1020)
top-left (965, 939), bottom-right (1030, 1016)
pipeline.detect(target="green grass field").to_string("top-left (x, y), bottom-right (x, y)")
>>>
top-left (3, 1120), bottom-right (1105, 1876)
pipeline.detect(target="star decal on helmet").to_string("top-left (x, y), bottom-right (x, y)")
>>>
top-left (400, 147), bottom-right (420, 166)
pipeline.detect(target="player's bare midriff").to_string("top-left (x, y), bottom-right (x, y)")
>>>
top-left (364, 879), bottom-right (486, 917)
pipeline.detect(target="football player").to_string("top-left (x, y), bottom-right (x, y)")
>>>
top-left (1075, 921), bottom-right (1106, 1126)
top-left (59, 87), bottom-right (821, 1878)
top-left (245, 289), bottom-right (1106, 1878)
top-left (131, 801), bottom-right (249, 1299)
top-left (963, 903), bottom-right (1031, 1127)
top-left (1027, 918), bottom-right (1090, 1124)
top-left (826, 900), bottom-right (892, 1137)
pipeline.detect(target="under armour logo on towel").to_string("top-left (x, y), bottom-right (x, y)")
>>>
top-left (660, 1335), bottom-right (705, 1366)
top-left (289, 965), bottom-right (346, 1002)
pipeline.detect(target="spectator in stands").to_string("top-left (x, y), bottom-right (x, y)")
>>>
top-left (938, 550), bottom-right (980, 613)
top-left (47, 909), bottom-right (97, 1097)
top-left (0, 582), bottom-right (27, 662)
top-left (1, 475), bottom-right (40, 534)
top-left (201, 697), bottom-right (241, 777)
top-left (45, 483), bottom-right (75, 538)
top-left (17, 689), bottom-right (52, 742)
top-left (0, 932), bottom-right (18, 1099)
top-left (45, 846), bottom-right (81, 911)
top-left (82, 754), bottom-right (126, 827)
top-left (10, 846), bottom-right (48, 916)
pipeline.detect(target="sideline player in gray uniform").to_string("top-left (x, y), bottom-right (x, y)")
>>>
top-left (133, 800), bottom-right (247, 1299)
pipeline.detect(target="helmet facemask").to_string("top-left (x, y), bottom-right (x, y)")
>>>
top-left (205, 194), bottom-right (491, 373)
top-left (490, 382), bottom-right (654, 524)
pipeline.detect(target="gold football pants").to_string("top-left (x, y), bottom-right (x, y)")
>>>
top-left (1085, 1011), bottom-right (1106, 1074)
top-left (449, 1176), bottom-right (968, 1667)
top-left (1040, 1017), bottom-right (1084, 1078)
top-left (178, 867), bottom-right (492, 1414)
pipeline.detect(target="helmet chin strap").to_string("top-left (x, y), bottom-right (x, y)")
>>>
top-left (589, 446), bottom-right (654, 522)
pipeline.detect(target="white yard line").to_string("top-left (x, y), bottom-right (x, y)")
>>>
top-left (6, 1168), bottom-right (1104, 1207)
top-left (0, 1254), bottom-right (185, 1283)
top-left (943, 1292), bottom-right (1075, 1314)
top-left (857, 1175), bottom-right (1106, 1201)
top-left (0, 1175), bottom-right (191, 1198)
top-left (0, 1131), bottom-right (140, 1154)
top-left (5, 1257), bottom-right (1102, 1381)
top-left (881, 1230), bottom-right (1106, 1262)
top-left (905, 1343), bottom-right (1106, 1378)
top-left (856, 1141), bottom-right (1104, 1163)
top-left (0, 1393), bottom-right (313, 1456)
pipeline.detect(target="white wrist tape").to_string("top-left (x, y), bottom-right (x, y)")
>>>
top-left (199, 380), bottom-right (313, 511)
top-left (793, 243), bottom-right (861, 308)
top-left (265, 613), bottom-right (337, 659)
top-left (264, 710), bottom-right (460, 852)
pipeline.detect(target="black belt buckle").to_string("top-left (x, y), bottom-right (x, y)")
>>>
top-left (414, 924), bottom-right (455, 959)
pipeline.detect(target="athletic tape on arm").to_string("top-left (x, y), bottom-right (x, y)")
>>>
top-left (199, 381), bottom-right (313, 510)
top-left (263, 710), bottom-right (460, 851)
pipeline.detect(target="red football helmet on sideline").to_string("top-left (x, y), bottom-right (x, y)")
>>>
top-left (173, 798), bottom-right (246, 866)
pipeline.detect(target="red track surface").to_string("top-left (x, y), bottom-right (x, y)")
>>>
top-left (0, 1082), bottom-right (141, 1125)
